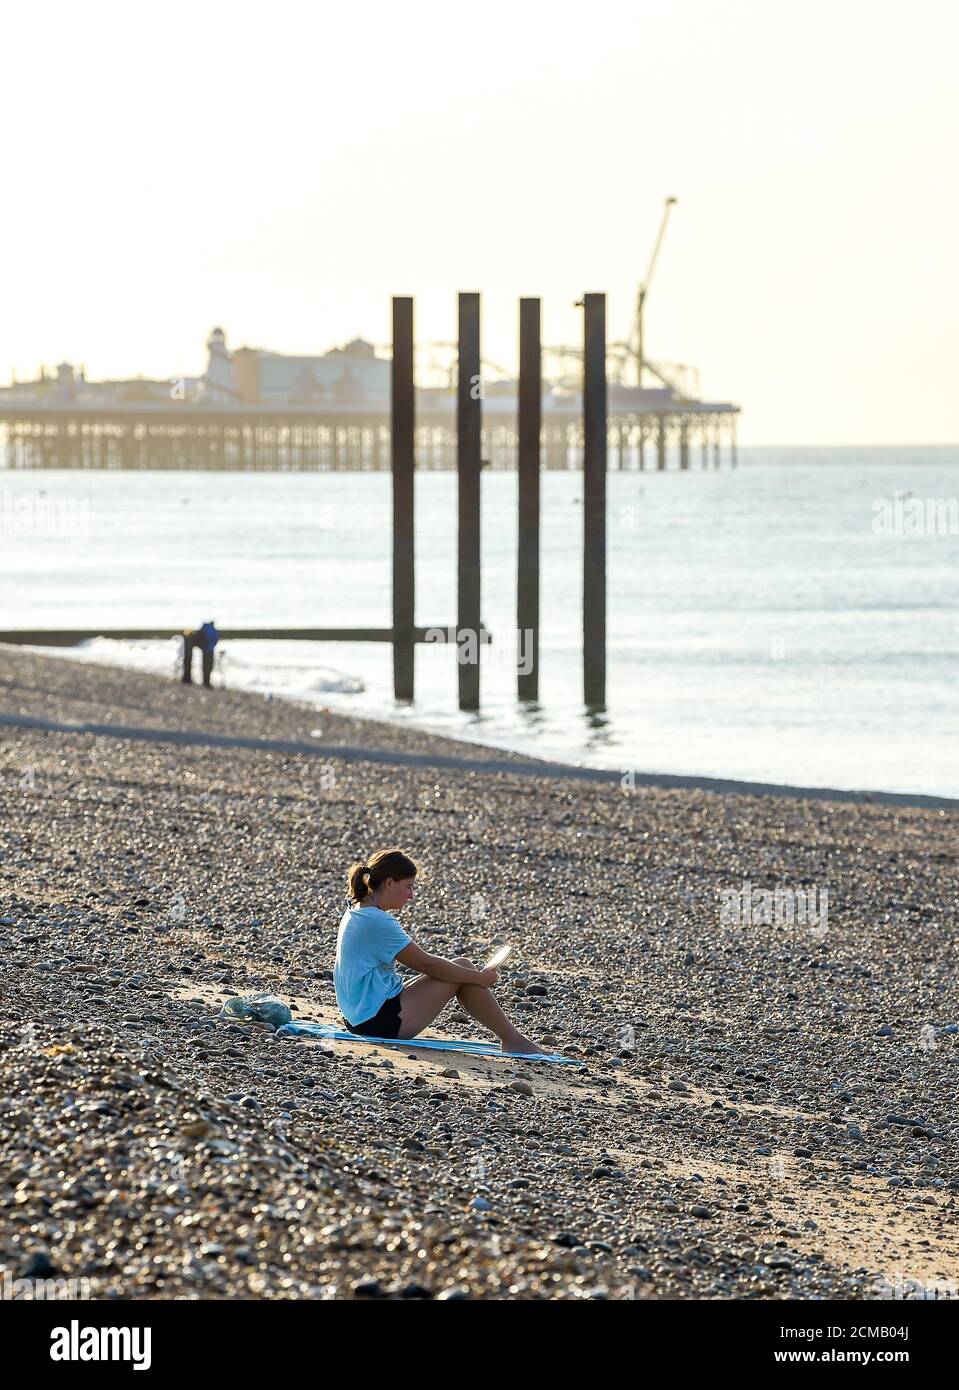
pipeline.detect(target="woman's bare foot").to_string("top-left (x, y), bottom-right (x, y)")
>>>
top-left (501, 1031), bottom-right (545, 1055)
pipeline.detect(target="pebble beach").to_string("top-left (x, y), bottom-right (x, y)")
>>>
top-left (1, 647), bottom-right (957, 1301)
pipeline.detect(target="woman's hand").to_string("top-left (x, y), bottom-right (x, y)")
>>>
top-left (476, 967), bottom-right (499, 987)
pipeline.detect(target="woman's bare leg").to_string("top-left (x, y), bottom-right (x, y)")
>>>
top-left (394, 974), bottom-right (461, 1038)
top-left (455, 982), bottom-right (544, 1053)
top-left (394, 958), bottom-right (544, 1052)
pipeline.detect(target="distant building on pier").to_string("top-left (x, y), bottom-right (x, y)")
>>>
top-left (0, 328), bottom-right (391, 410)
top-left (230, 333), bottom-right (389, 405)
top-left (1, 360), bottom-right (182, 407)
top-left (0, 325), bottom-right (740, 471)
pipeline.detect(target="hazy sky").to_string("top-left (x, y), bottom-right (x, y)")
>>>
top-left (2, 0), bottom-right (956, 444)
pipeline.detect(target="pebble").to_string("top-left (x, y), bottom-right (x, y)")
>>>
top-left (179, 1118), bottom-right (211, 1138)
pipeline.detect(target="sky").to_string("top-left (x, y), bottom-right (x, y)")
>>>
top-left (1, 0), bottom-right (956, 445)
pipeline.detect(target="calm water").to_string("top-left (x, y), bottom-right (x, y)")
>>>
top-left (1, 447), bottom-right (956, 797)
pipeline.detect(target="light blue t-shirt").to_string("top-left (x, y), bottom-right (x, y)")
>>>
top-left (334, 904), bottom-right (412, 1026)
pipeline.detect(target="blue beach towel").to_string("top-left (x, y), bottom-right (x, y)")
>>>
top-left (276, 1019), bottom-right (584, 1065)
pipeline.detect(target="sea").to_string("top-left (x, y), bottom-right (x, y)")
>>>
top-left (1, 446), bottom-right (956, 799)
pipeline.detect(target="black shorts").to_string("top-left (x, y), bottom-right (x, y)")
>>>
top-left (344, 991), bottom-right (403, 1039)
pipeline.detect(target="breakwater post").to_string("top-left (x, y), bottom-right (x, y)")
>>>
top-left (582, 293), bottom-right (607, 709)
top-left (391, 297), bottom-right (415, 701)
top-left (517, 297), bottom-right (541, 702)
top-left (456, 292), bottom-right (482, 712)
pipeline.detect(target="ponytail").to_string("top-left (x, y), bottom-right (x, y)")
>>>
top-left (347, 862), bottom-right (372, 903)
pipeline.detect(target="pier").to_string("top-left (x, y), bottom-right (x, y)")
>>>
top-left (0, 390), bottom-right (738, 473)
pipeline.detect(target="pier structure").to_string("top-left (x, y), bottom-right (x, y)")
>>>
top-left (0, 388), bottom-right (738, 472)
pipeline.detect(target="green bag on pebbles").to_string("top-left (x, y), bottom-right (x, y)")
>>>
top-left (218, 994), bottom-right (292, 1026)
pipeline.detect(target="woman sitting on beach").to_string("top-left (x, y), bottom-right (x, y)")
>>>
top-left (334, 848), bottom-right (544, 1055)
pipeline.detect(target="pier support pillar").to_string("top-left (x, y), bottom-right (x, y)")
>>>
top-left (583, 292), bottom-right (607, 710)
top-left (391, 297), bottom-right (416, 701)
top-left (517, 297), bottom-right (541, 702)
top-left (457, 291), bottom-right (482, 711)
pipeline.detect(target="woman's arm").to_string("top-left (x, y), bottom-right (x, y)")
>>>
top-left (395, 941), bottom-right (493, 985)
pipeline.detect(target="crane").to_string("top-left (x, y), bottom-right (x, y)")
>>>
top-left (376, 206), bottom-right (689, 397)
top-left (619, 196), bottom-right (679, 392)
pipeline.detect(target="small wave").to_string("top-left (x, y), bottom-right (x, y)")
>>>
top-left (218, 647), bottom-right (364, 695)
top-left (35, 636), bottom-right (365, 698)
top-left (232, 665), bottom-right (365, 696)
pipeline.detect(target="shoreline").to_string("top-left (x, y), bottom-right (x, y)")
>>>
top-left (2, 704), bottom-right (958, 812)
top-left (4, 643), bottom-right (956, 810)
